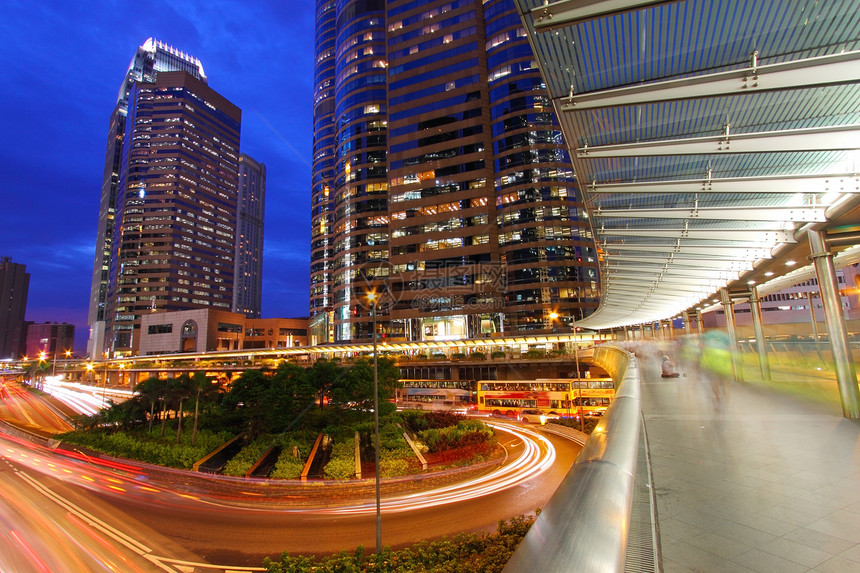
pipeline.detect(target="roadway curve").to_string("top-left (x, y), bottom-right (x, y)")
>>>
top-left (0, 388), bottom-right (582, 570)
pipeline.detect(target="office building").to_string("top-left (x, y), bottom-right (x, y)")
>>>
top-left (88, 39), bottom-right (208, 358)
top-left (24, 322), bottom-right (75, 360)
top-left (233, 154), bottom-right (267, 318)
top-left (310, 0), bottom-right (599, 344)
top-left (0, 257), bottom-right (30, 359)
top-left (103, 69), bottom-right (242, 357)
top-left (139, 309), bottom-right (307, 355)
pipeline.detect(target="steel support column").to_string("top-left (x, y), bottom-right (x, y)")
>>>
top-left (806, 292), bottom-right (821, 341)
top-left (720, 288), bottom-right (741, 382)
top-left (808, 230), bottom-right (860, 418)
top-left (749, 286), bottom-right (771, 383)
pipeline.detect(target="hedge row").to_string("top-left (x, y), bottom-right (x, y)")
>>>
top-left (263, 513), bottom-right (537, 572)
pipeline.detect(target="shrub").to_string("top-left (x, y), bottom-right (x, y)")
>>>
top-left (223, 439), bottom-right (270, 477)
top-left (471, 351), bottom-right (485, 360)
top-left (324, 439), bottom-right (356, 479)
top-left (491, 351), bottom-right (506, 359)
top-left (418, 420), bottom-right (495, 453)
top-left (263, 513), bottom-right (537, 572)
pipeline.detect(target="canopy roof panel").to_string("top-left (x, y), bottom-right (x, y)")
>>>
top-left (517, 0), bottom-right (860, 329)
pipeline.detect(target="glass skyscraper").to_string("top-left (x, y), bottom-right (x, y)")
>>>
top-left (310, 0), bottom-right (599, 344)
top-left (88, 39), bottom-right (208, 358)
top-left (234, 154), bottom-right (267, 319)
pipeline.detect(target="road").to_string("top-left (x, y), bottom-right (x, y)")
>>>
top-left (0, 383), bottom-right (582, 569)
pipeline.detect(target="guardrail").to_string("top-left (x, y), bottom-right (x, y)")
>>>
top-left (504, 344), bottom-right (642, 573)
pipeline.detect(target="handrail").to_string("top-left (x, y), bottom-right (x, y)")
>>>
top-left (504, 344), bottom-right (641, 573)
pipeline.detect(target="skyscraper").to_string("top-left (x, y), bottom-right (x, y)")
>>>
top-left (103, 70), bottom-right (242, 357)
top-left (88, 39), bottom-right (207, 358)
top-left (0, 257), bottom-right (29, 359)
top-left (233, 154), bottom-right (267, 318)
top-left (310, 0), bottom-right (599, 344)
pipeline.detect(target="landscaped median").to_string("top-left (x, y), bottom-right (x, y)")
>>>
top-left (51, 410), bottom-right (506, 501)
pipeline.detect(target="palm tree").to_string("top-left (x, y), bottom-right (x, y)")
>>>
top-left (171, 374), bottom-right (194, 444)
top-left (188, 371), bottom-right (215, 446)
top-left (134, 376), bottom-right (164, 433)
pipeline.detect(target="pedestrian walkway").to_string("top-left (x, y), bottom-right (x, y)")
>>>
top-left (639, 355), bottom-right (860, 572)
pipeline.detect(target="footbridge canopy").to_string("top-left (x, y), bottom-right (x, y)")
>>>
top-left (516, 0), bottom-right (860, 330)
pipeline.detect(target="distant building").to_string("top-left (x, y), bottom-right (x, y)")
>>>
top-left (704, 266), bottom-right (860, 337)
top-left (24, 322), bottom-right (75, 360)
top-left (139, 309), bottom-right (307, 355)
top-left (0, 257), bottom-right (29, 358)
top-left (89, 41), bottom-right (242, 356)
top-left (233, 154), bottom-right (266, 318)
top-left (88, 38), bottom-right (208, 359)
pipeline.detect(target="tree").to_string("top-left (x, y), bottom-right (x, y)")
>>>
top-left (306, 358), bottom-right (344, 411)
top-left (330, 357), bottom-right (400, 414)
top-left (188, 371), bottom-right (219, 446)
top-left (134, 376), bottom-right (165, 433)
top-left (223, 369), bottom-right (272, 440)
top-left (170, 374), bottom-right (194, 444)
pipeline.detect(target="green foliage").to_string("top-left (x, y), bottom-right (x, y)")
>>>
top-left (471, 352), bottom-right (485, 360)
top-left (269, 433), bottom-right (314, 479)
top-left (223, 438), bottom-right (270, 477)
top-left (263, 514), bottom-right (537, 572)
top-left (551, 417), bottom-right (600, 435)
top-left (58, 427), bottom-right (232, 469)
top-left (452, 352), bottom-right (466, 359)
top-left (418, 420), bottom-right (495, 454)
top-left (491, 351), bottom-right (506, 359)
top-left (524, 349), bottom-right (544, 359)
top-left (324, 438), bottom-right (356, 479)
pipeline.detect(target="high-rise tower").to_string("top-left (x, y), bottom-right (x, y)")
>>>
top-left (0, 257), bottom-right (29, 359)
top-left (234, 154), bottom-right (266, 318)
top-left (88, 39), bottom-right (207, 358)
top-left (104, 70), bottom-right (241, 356)
top-left (310, 0), bottom-right (599, 343)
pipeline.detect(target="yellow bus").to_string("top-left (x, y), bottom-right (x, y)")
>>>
top-left (476, 378), bottom-right (615, 419)
top-left (396, 379), bottom-right (472, 412)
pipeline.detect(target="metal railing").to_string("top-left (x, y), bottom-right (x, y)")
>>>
top-left (504, 345), bottom-right (644, 573)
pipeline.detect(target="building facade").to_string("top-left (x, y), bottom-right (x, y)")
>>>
top-left (0, 257), bottom-right (30, 359)
top-left (24, 322), bottom-right (75, 360)
top-left (139, 309), bottom-right (307, 355)
top-left (88, 39), bottom-right (208, 359)
top-left (104, 70), bottom-right (242, 357)
top-left (310, 0), bottom-right (599, 344)
top-left (233, 154), bottom-right (266, 318)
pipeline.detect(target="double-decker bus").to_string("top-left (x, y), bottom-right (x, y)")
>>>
top-left (476, 378), bottom-right (615, 419)
top-left (396, 379), bottom-right (472, 412)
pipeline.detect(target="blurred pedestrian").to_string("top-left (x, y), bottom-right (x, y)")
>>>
top-left (661, 355), bottom-right (680, 378)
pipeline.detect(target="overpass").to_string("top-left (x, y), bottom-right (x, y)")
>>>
top-left (503, 1), bottom-right (860, 571)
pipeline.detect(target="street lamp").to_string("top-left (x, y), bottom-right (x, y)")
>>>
top-left (550, 311), bottom-right (585, 432)
top-left (367, 291), bottom-right (382, 557)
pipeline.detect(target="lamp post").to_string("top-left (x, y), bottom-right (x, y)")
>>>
top-left (368, 291), bottom-right (382, 557)
top-left (551, 311), bottom-right (584, 432)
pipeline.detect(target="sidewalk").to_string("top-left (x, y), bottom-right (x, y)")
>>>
top-left (639, 354), bottom-right (860, 572)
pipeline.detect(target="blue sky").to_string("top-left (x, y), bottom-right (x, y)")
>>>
top-left (0, 1), bottom-right (315, 351)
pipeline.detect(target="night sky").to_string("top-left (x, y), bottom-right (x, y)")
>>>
top-left (0, 1), bottom-right (315, 352)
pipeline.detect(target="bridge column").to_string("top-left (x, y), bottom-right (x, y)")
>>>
top-left (749, 286), bottom-right (771, 383)
top-left (720, 288), bottom-right (741, 382)
top-left (808, 229), bottom-right (860, 418)
top-left (806, 292), bottom-right (821, 341)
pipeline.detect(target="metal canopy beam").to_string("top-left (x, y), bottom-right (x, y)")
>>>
top-left (601, 228), bottom-right (795, 242)
top-left (577, 124), bottom-right (860, 157)
top-left (530, 0), bottom-right (671, 30)
top-left (610, 255), bottom-right (752, 269)
top-left (587, 173), bottom-right (860, 195)
top-left (595, 206), bottom-right (827, 222)
top-left (560, 51), bottom-right (860, 111)
top-left (602, 244), bottom-right (772, 258)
